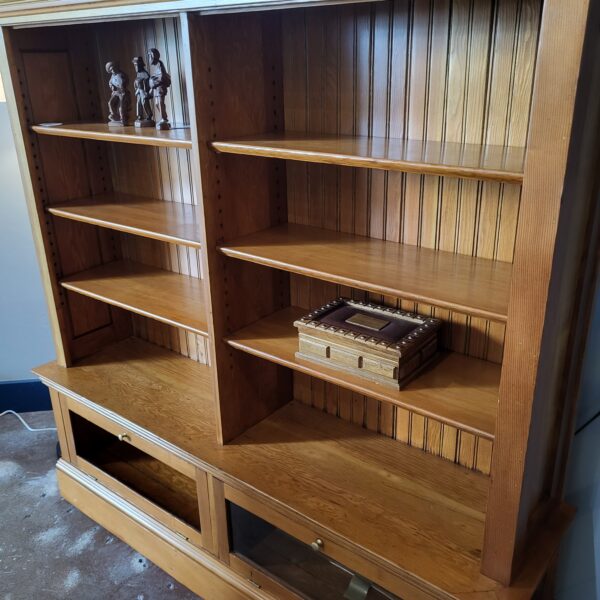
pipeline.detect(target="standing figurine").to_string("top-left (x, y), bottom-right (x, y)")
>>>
top-left (132, 56), bottom-right (154, 127)
top-left (147, 48), bottom-right (172, 130)
top-left (105, 61), bottom-right (130, 126)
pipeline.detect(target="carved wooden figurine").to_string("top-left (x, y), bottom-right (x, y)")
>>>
top-left (132, 56), bottom-right (154, 127)
top-left (147, 48), bottom-right (172, 130)
top-left (105, 61), bottom-right (130, 126)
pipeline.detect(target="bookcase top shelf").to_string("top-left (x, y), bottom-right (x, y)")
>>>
top-left (49, 193), bottom-right (203, 248)
top-left (212, 133), bottom-right (526, 183)
top-left (61, 260), bottom-right (208, 336)
top-left (226, 306), bottom-right (499, 439)
top-left (33, 336), bottom-right (493, 596)
top-left (220, 223), bottom-right (512, 322)
top-left (32, 122), bottom-right (193, 148)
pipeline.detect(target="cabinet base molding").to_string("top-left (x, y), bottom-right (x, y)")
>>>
top-left (55, 458), bottom-right (571, 600)
top-left (56, 460), bottom-right (266, 600)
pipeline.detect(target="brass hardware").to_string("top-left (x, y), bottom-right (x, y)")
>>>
top-left (117, 433), bottom-right (130, 442)
top-left (310, 538), bottom-right (324, 552)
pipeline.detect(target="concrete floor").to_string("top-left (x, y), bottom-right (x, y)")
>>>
top-left (0, 410), bottom-right (201, 600)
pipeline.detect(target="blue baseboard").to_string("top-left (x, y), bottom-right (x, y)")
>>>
top-left (0, 379), bottom-right (51, 412)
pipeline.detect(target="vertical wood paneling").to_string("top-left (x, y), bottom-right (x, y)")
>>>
top-left (11, 26), bottom-right (132, 362)
top-left (92, 18), bottom-right (207, 365)
top-left (283, 0), bottom-right (540, 471)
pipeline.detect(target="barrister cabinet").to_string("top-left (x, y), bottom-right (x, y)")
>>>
top-left (2, 0), bottom-right (599, 597)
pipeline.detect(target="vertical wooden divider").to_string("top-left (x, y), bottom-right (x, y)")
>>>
top-left (181, 11), bottom-right (291, 444)
top-left (49, 389), bottom-right (72, 462)
top-left (482, 0), bottom-right (591, 584)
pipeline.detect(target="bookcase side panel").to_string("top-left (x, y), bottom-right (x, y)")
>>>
top-left (3, 25), bottom-right (134, 364)
top-left (482, 0), bottom-right (591, 584)
top-left (185, 11), bottom-right (292, 443)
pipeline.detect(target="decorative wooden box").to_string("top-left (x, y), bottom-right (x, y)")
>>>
top-left (294, 298), bottom-right (442, 389)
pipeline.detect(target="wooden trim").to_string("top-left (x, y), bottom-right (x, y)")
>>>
top-left (48, 193), bottom-right (203, 248)
top-left (482, 0), bottom-right (592, 584)
top-left (223, 483), bottom-right (437, 600)
top-left (75, 456), bottom-right (204, 548)
top-left (228, 554), bottom-right (302, 600)
top-left (58, 392), bottom-right (79, 463)
top-left (212, 134), bottom-right (525, 184)
top-left (182, 10), bottom-right (292, 444)
top-left (49, 388), bottom-right (72, 462)
top-left (207, 475), bottom-right (230, 564)
top-left (32, 123), bottom-right (193, 148)
top-left (542, 0), bottom-right (600, 503)
top-left (178, 11), bottom-right (225, 442)
top-left (196, 468), bottom-right (216, 555)
top-left (60, 260), bottom-right (209, 337)
top-left (219, 224), bottom-right (512, 323)
top-left (0, 0), bottom-right (382, 26)
top-left (56, 460), bottom-right (269, 600)
top-left (62, 390), bottom-right (198, 479)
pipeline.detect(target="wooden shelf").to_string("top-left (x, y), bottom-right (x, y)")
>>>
top-left (226, 307), bottom-right (498, 439)
top-left (32, 122), bottom-right (192, 148)
top-left (220, 224), bottom-right (512, 322)
top-left (49, 193), bottom-right (202, 248)
top-left (34, 338), bottom-right (217, 450)
top-left (61, 260), bottom-right (208, 336)
top-left (33, 337), bottom-right (495, 597)
top-left (212, 133), bottom-right (525, 184)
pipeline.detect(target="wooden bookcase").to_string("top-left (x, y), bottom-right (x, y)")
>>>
top-left (2, 0), bottom-right (599, 598)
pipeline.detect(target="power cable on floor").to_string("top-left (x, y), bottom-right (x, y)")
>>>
top-left (0, 410), bottom-right (57, 432)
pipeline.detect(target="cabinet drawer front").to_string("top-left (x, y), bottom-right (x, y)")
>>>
top-left (63, 392), bottom-right (195, 479)
top-left (59, 393), bottom-right (212, 552)
top-left (224, 484), bottom-right (427, 600)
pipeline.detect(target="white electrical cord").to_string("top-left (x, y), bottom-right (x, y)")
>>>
top-left (0, 410), bottom-right (57, 432)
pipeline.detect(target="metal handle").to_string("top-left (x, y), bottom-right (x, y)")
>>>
top-left (117, 433), bottom-right (130, 442)
top-left (310, 538), bottom-right (324, 552)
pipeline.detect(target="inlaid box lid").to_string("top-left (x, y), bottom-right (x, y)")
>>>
top-left (294, 298), bottom-right (441, 358)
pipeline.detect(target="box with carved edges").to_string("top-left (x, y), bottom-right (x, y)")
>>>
top-left (294, 298), bottom-right (442, 389)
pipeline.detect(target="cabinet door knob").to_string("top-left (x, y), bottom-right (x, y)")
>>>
top-left (310, 538), bottom-right (324, 552)
top-left (117, 433), bottom-right (130, 442)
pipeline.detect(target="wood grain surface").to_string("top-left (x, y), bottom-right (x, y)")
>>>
top-left (481, 0), bottom-right (592, 583)
top-left (34, 337), bottom-right (494, 597)
top-left (56, 462), bottom-right (265, 600)
top-left (213, 134), bottom-right (525, 183)
top-left (32, 122), bottom-right (192, 148)
top-left (49, 193), bottom-right (203, 248)
top-left (225, 306), bottom-right (499, 439)
top-left (220, 223), bottom-right (512, 322)
top-left (61, 260), bottom-right (208, 336)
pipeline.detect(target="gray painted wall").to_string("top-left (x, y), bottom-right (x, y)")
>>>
top-left (0, 102), bottom-right (55, 381)
top-left (0, 86), bottom-right (598, 597)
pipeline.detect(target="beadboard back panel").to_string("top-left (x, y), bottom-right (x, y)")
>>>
top-left (283, 0), bottom-right (541, 472)
top-left (283, 0), bottom-right (541, 348)
top-left (92, 17), bottom-right (208, 363)
top-left (9, 18), bottom-right (205, 364)
top-left (8, 26), bottom-right (133, 362)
